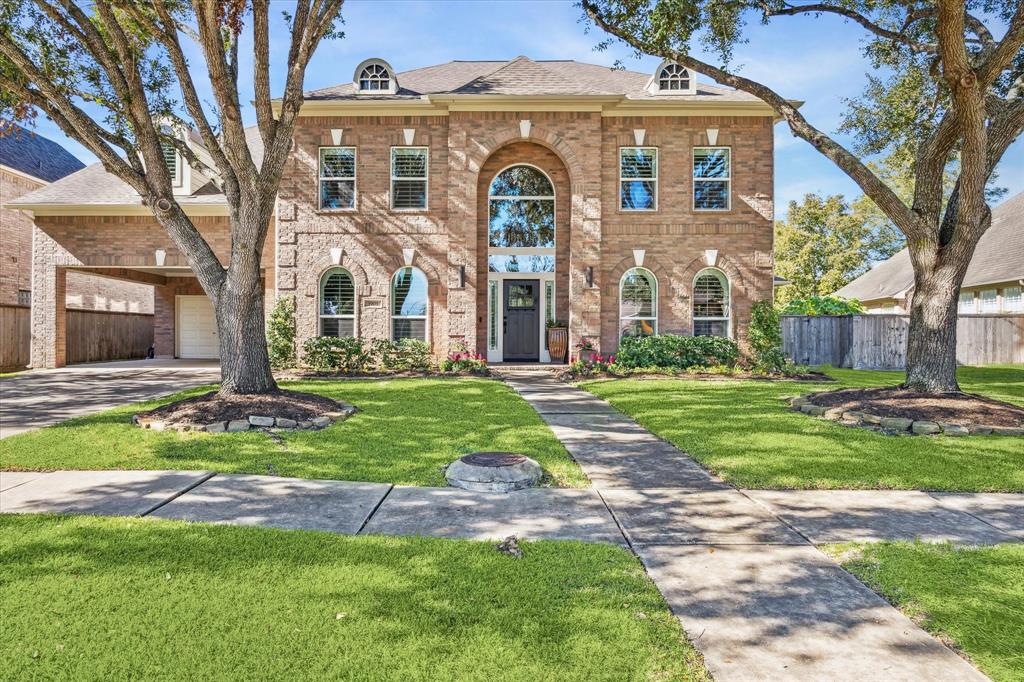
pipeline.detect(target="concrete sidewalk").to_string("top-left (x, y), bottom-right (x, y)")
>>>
top-left (500, 371), bottom-right (994, 682)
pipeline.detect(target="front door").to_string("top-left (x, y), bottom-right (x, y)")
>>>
top-left (503, 279), bottom-right (540, 361)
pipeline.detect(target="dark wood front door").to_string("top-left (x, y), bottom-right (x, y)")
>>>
top-left (503, 279), bottom-right (540, 362)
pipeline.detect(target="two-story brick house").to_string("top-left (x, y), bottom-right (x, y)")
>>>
top-left (12, 57), bottom-right (777, 368)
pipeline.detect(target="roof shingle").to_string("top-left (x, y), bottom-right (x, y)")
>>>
top-left (0, 124), bottom-right (85, 183)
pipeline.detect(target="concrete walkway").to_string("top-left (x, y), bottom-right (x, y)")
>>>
top-left (499, 371), bottom-right (997, 682)
top-left (0, 359), bottom-right (220, 439)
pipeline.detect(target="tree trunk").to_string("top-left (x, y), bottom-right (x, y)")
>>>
top-left (903, 242), bottom-right (969, 393)
top-left (215, 269), bottom-right (277, 395)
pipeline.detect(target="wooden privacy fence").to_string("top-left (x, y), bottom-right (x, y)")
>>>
top-left (65, 309), bottom-right (154, 364)
top-left (782, 314), bottom-right (1024, 370)
top-left (0, 304), bottom-right (31, 370)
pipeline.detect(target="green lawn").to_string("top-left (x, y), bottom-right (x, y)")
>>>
top-left (0, 378), bottom-right (587, 487)
top-left (824, 541), bottom-right (1024, 682)
top-left (0, 514), bottom-right (707, 681)
top-left (582, 365), bottom-right (1024, 491)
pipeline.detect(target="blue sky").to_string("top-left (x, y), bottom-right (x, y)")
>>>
top-left (30, 0), bottom-right (1023, 218)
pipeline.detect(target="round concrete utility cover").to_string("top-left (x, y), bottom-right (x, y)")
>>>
top-left (445, 452), bottom-right (543, 492)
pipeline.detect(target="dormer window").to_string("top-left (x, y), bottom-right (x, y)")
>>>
top-left (647, 60), bottom-right (697, 95)
top-left (658, 63), bottom-right (690, 91)
top-left (353, 58), bottom-right (398, 95)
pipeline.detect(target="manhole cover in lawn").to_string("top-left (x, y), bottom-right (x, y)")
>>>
top-left (446, 451), bottom-right (542, 492)
top-left (461, 452), bottom-right (528, 467)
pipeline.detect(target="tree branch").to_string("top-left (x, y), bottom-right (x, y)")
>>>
top-left (769, 2), bottom-right (935, 53)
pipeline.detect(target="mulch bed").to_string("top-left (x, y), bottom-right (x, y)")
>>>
top-left (137, 389), bottom-right (346, 425)
top-left (808, 387), bottom-right (1024, 427)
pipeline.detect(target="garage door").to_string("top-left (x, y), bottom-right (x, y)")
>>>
top-left (177, 295), bottom-right (219, 359)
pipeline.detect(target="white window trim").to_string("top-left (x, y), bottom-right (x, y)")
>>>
top-left (487, 163), bottom-right (557, 272)
top-left (485, 271), bottom-right (557, 364)
top-left (693, 146), bottom-right (731, 212)
top-left (692, 267), bottom-right (732, 338)
top-left (391, 266), bottom-right (429, 343)
top-left (390, 146), bottom-right (429, 211)
top-left (645, 59), bottom-right (698, 95)
top-left (318, 146), bottom-right (357, 212)
top-left (958, 291), bottom-right (977, 314)
top-left (318, 267), bottom-right (357, 337)
top-left (352, 58), bottom-right (398, 95)
top-left (979, 288), bottom-right (999, 313)
top-left (619, 267), bottom-right (658, 338)
top-left (619, 146), bottom-right (658, 212)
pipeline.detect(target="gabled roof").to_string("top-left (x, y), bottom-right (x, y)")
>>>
top-left (0, 124), bottom-right (85, 183)
top-left (304, 56), bottom-right (762, 103)
top-left (835, 191), bottom-right (1024, 302)
top-left (7, 126), bottom-right (264, 214)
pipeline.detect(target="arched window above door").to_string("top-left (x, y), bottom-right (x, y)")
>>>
top-left (487, 164), bottom-right (555, 273)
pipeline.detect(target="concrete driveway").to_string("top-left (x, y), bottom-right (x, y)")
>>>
top-left (0, 359), bottom-right (220, 439)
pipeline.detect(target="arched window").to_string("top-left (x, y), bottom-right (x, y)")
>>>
top-left (658, 63), bottom-right (690, 91)
top-left (319, 268), bottom-right (355, 337)
top-left (693, 268), bottom-right (730, 337)
top-left (392, 267), bottom-right (428, 342)
top-left (487, 165), bottom-right (555, 273)
top-left (620, 268), bottom-right (657, 338)
top-left (358, 63), bottom-right (391, 91)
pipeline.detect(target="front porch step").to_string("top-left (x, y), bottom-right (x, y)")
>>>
top-left (488, 363), bottom-right (565, 373)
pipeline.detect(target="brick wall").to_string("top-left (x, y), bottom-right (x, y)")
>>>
top-left (0, 169), bottom-right (42, 305)
top-left (276, 110), bottom-right (771, 359)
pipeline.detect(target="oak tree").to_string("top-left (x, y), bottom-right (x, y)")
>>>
top-left (0, 0), bottom-right (344, 394)
top-left (583, 0), bottom-right (1024, 391)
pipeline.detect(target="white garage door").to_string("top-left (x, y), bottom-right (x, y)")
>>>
top-left (177, 295), bottom-right (220, 359)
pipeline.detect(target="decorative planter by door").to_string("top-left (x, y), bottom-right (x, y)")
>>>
top-left (578, 348), bottom-right (597, 363)
top-left (547, 327), bottom-right (568, 363)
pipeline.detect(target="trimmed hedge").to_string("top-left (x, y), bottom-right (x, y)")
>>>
top-left (615, 334), bottom-right (739, 369)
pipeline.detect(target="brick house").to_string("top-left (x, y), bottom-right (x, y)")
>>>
top-left (1, 125), bottom-right (153, 315)
top-left (11, 57), bottom-right (777, 368)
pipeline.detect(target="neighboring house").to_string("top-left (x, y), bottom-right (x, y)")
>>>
top-left (11, 57), bottom-right (778, 368)
top-left (836, 192), bottom-right (1024, 315)
top-left (0, 124), bottom-right (153, 314)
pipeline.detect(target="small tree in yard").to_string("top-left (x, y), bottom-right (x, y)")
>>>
top-left (582, 0), bottom-right (1024, 393)
top-left (0, 1), bottom-right (344, 395)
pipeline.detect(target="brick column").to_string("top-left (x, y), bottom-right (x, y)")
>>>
top-left (30, 264), bottom-right (66, 368)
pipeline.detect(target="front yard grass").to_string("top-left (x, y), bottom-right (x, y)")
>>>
top-left (0, 377), bottom-right (587, 488)
top-left (582, 365), bottom-right (1024, 491)
top-left (824, 541), bottom-right (1024, 681)
top-left (0, 514), bottom-right (708, 682)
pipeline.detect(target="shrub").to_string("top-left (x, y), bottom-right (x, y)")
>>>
top-left (301, 336), bottom-right (371, 373)
top-left (266, 296), bottom-right (297, 369)
top-left (370, 338), bottom-right (433, 371)
top-left (614, 334), bottom-right (739, 370)
top-left (748, 301), bottom-right (786, 372)
top-left (440, 342), bottom-right (488, 374)
top-left (782, 296), bottom-right (864, 316)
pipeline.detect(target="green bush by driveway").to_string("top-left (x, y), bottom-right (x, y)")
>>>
top-left (825, 541), bottom-right (1024, 682)
top-left (582, 365), bottom-right (1024, 491)
top-left (0, 514), bottom-right (708, 681)
top-left (0, 378), bottom-right (587, 487)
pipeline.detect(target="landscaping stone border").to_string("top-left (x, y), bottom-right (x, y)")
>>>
top-left (784, 395), bottom-right (1024, 437)
top-left (133, 403), bottom-right (357, 434)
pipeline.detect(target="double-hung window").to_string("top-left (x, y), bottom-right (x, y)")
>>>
top-left (980, 289), bottom-right (998, 313)
top-left (620, 147), bottom-right (657, 210)
top-left (958, 291), bottom-right (976, 314)
top-left (319, 268), bottom-right (356, 337)
top-left (392, 267), bottom-right (428, 342)
top-left (319, 147), bottom-right (356, 210)
top-left (693, 147), bottom-right (730, 211)
top-left (391, 147), bottom-right (428, 210)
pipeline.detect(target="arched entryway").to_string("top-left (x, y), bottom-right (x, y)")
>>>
top-left (476, 143), bottom-right (571, 362)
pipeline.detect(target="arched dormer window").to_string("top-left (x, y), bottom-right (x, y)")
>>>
top-left (648, 60), bottom-right (697, 95)
top-left (620, 267), bottom-right (657, 338)
top-left (693, 268), bottom-right (730, 337)
top-left (320, 268), bottom-right (356, 337)
top-left (353, 58), bottom-right (398, 94)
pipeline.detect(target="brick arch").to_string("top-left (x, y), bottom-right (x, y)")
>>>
top-left (679, 254), bottom-right (748, 295)
top-left (607, 253), bottom-right (672, 289)
top-left (309, 256), bottom-right (371, 292)
top-left (466, 123), bottom-right (584, 186)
